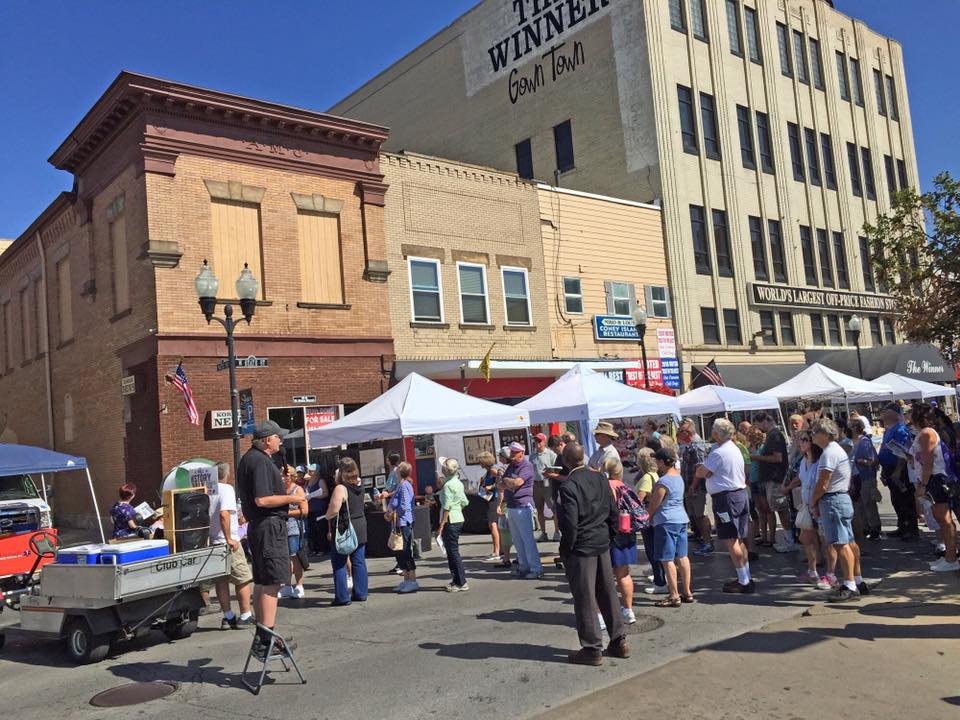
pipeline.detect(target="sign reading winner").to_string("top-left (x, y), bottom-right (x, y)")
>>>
top-left (750, 282), bottom-right (898, 313)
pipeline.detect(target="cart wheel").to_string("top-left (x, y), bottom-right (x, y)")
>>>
top-left (64, 618), bottom-right (111, 664)
top-left (162, 618), bottom-right (198, 641)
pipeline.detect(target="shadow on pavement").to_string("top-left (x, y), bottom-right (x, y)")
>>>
top-left (419, 640), bottom-right (569, 663)
top-left (800, 621), bottom-right (960, 641)
top-left (859, 601), bottom-right (960, 618)
top-left (688, 629), bottom-right (828, 654)
top-left (108, 657), bottom-right (250, 690)
top-left (476, 608), bottom-right (574, 627)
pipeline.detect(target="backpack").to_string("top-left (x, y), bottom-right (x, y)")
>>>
top-left (939, 439), bottom-right (959, 482)
top-left (614, 482), bottom-right (649, 532)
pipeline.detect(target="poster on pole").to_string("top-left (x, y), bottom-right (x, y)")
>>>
top-left (239, 389), bottom-right (255, 435)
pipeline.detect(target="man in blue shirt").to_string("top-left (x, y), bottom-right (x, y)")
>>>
top-left (499, 441), bottom-right (542, 579)
top-left (878, 403), bottom-right (917, 541)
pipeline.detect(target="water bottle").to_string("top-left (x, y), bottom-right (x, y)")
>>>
top-left (618, 509), bottom-right (632, 534)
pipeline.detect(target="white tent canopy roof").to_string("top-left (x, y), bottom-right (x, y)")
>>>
top-left (855, 372), bottom-right (952, 402)
top-left (763, 363), bottom-right (892, 400)
top-left (307, 373), bottom-right (530, 446)
top-left (516, 364), bottom-right (680, 425)
top-left (678, 385), bottom-right (781, 416)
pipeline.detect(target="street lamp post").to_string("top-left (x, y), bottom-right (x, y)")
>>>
top-left (195, 259), bottom-right (259, 474)
top-left (848, 314), bottom-right (864, 379)
top-left (632, 306), bottom-right (650, 390)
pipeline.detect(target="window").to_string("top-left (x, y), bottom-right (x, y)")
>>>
top-left (553, 120), bottom-right (575, 173)
top-left (847, 142), bottom-right (863, 197)
top-left (726, 0), bottom-right (742, 56)
top-left (777, 23), bottom-right (792, 77)
top-left (20, 286), bottom-right (34, 362)
top-left (884, 155), bottom-right (897, 203)
top-left (515, 139), bottom-right (533, 180)
top-left (817, 229), bottom-right (834, 288)
top-left (745, 6), bottom-right (761, 63)
top-left (849, 57), bottom-right (864, 106)
top-left (210, 199), bottom-right (264, 299)
top-left (836, 52), bottom-right (850, 101)
top-left (787, 122), bottom-right (804, 182)
top-left (800, 225), bottom-right (818, 285)
top-left (897, 159), bottom-right (909, 191)
top-left (749, 216), bottom-right (768, 280)
top-left (820, 133), bottom-right (837, 190)
top-left (701, 307), bottom-right (721, 345)
top-left (0, 303), bottom-right (5, 373)
top-left (457, 263), bottom-right (489, 324)
top-left (737, 105), bottom-right (755, 169)
top-left (859, 236), bottom-right (875, 292)
top-left (723, 309), bottom-right (743, 345)
top-left (811, 314), bottom-right (826, 345)
top-left (826, 314), bottom-right (842, 345)
top-left (502, 267), bottom-right (532, 326)
top-left (804, 128), bottom-right (821, 186)
top-left (563, 277), bottom-right (583, 314)
top-left (56, 256), bottom-right (73, 344)
top-left (882, 318), bottom-right (896, 343)
top-left (768, 220), bottom-right (788, 283)
top-left (409, 258), bottom-right (443, 323)
top-left (678, 85), bottom-right (699, 155)
top-left (756, 111), bottom-right (774, 174)
top-left (34, 280), bottom-right (45, 356)
top-left (809, 38), bottom-right (824, 89)
top-left (869, 316), bottom-right (882, 346)
top-left (3, 302), bottom-right (14, 369)
top-left (793, 30), bottom-right (809, 84)
top-left (298, 211), bottom-right (344, 304)
top-left (109, 213), bottom-right (129, 314)
top-left (712, 209), bottom-right (733, 277)
top-left (646, 285), bottom-right (671, 318)
top-left (886, 75), bottom-right (899, 121)
top-left (606, 281), bottom-right (633, 316)
top-left (759, 310), bottom-right (777, 345)
top-left (691, 0), bottom-right (708, 40)
top-left (690, 205), bottom-right (711, 274)
top-left (700, 92), bottom-right (721, 160)
top-left (873, 69), bottom-right (886, 116)
top-left (779, 312), bottom-right (796, 345)
top-left (669, 0), bottom-right (686, 32)
top-left (63, 394), bottom-right (74, 444)
top-left (833, 232), bottom-right (850, 289)
top-left (861, 147), bottom-right (876, 200)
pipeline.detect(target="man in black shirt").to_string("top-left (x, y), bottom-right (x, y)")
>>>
top-left (557, 442), bottom-right (629, 665)
top-left (237, 420), bottom-right (301, 655)
top-left (751, 413), bottom-right (797, 552)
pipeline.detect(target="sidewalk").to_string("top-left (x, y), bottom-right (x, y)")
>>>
top-left (540, 565), bottom-right (960, 719)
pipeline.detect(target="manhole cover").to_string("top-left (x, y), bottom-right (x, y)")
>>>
top-left (90, 681), bottom-right (179, 707)
top-left (625, 614), bottom-right (664, 635)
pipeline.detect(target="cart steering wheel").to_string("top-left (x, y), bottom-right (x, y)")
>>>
top-left (28, 530), bottom-right (61, 559)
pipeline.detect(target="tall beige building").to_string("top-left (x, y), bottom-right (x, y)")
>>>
top-left (332, 0), bottom-right (916, 389)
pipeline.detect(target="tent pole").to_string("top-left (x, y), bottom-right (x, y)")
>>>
top-left (86, 468), bottom-right (105, 543)
top-left (699, 416), bottom-right (705, 438)
top-left (778, 407), bottom-right (789, 436)
top-left (40, 473), bottom-right (48, 503)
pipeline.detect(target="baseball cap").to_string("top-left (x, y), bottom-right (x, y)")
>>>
top-left (882, 402), bottom-right (902, 415)
top-left (295, 465), bottom-right (306, 474)
top-left (253, 419), bottom-right (289, 439)
top-left (653, 447), bottom-right (677, 465)
top-left (509, 441), bottom-right (525, 454)
top-left (534, 432), bottom-right (547, 442)
top-left (498, 446), bottom-right (511, 459)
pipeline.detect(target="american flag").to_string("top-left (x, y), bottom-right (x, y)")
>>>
top-left (692, 359), bottom-right (726, 388)
top-left (170, 363), bottom-right (200, 425)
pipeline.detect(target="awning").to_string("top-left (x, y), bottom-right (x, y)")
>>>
top-left (0, 444), bottom-right (88, 475)
top-left (851, 372), bottom-right (953, 403)
top-left (678, 386), bottom-right (780, 416)
top-left (394, 359), bottom-right (650, 380)
top-left (712, 363), bottom-right (808, 394)
top-left (763, 363), bottom-right (892, 401)
top-left (805, 343), bottom-right (955, 383)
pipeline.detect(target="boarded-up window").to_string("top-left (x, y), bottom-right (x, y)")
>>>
top-left (210, 199), bottom-right (264, 299)
top-left (110, 213), bottom-right (130, 313)
top-left (297, 211), bottom-right (344, 304)
top-left (3, 302), bottom-right (15, 368)
top-left (20, 286), bottom-right (34, 361)
top-left (0, 303), bottom-right (7, 372)
top-left (57, 257), bottom-right (73, 343)
top-left (34, 280), bottom-right (45, 355)
top-left (63, 393), bottom-right (74, 443)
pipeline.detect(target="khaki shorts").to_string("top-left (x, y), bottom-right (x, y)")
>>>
top-left (200, 542), bottom-right (253, 591)
top-left (764, 482), bottom-right (790, 512)
top-left (533, 482), bottom-right (554, 511)
top-left (685, 491), bottom-right (707, 518)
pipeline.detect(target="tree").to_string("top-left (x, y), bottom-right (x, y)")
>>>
top-left (863, 171), bottom-right (960, 363)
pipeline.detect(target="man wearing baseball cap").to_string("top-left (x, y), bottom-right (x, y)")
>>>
top-left (531, 432), bottom-right (559, 542)
top-left (498, 441), bottom-right (543, 578)
top-left (236, 419), bottom-right (302, 658)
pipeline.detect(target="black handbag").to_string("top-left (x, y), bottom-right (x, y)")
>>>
top-left (296, 524), bottom-right (310, 571)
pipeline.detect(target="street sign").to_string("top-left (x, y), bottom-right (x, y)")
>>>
top-left (210, 409), bottom-right (235, 430)
top-left (293, 395), bottom-right (317, 404)
top-left (120, 375), bottom-right (136, 396)
top-left (217, 355), bottom-right (269, 371)
top-left (593, 315), bottom-right (640, 341)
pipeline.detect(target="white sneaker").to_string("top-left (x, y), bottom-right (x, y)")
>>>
top-left (393, 580), bottom-right (408, 593)
top-left (643, 584), bottom-right (669, 595)
top-left (646, 575), bottom-right (655, 583)
top-left (293, 585), bottom-right (305, 599)
top-left (930, 559), bottom-right (960, 572)
top-left (620, 606), bottom-right (637, 624)
top-left (483, 553), bottom-right (500, 562)
top-left (597, 613), bottom-right (606, 632)
top-left (347, 576), bottom-right (354, 591)
top-left (398, 580), bottom-right (420, 594)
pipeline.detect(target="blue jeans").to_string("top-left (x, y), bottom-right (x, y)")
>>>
top-left (442, 522), bottom-right (466, 587)
top-left (640, 526), bottom-right (666, 587)
top-left (506, 505), bottom-right (542, 575)
top-left (331, 543), bottom-right (368, 603)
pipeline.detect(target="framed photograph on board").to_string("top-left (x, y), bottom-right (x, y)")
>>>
top-left (462, 434), bottom-right (495, 465)
top-left (498, 428), bottom-right (528, 450)
top-left (374, 474), bottom-right (386, 489)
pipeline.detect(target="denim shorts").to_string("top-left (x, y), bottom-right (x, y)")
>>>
top-left (287, 533), bottom-right (301, 556)
top-left (653, 523), bottom-right (688, 562)
top-left (818, 492), bottom-right (854, 545)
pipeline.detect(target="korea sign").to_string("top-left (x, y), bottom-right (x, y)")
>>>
top-left (120, 375), bottom-right (136, 396)
top-left (210, 409), bottom-right (235, 430)
top-left (594, 315), bottom-right (640, 341)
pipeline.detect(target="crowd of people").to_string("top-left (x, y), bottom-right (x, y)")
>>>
top-left (186, 399), bottom-right (958, 662)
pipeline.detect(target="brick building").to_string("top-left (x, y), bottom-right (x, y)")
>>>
top-left (0, 73), bottom-right (393, 527)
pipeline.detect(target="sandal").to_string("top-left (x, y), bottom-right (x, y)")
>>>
top-left (680, 593), bottom-right (695, 604)
top-left (654, 596), bottom-right (681, 608)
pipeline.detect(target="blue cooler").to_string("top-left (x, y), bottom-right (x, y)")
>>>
top-left (99, 539), bottom-right (170, 565)
top-left (56, 544), bottom-right (107, 565)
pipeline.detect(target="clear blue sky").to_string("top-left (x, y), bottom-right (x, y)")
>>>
top-left (0, 0), bottom-right (956, 239)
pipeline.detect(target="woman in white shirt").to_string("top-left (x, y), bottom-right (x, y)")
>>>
top-left (784, 432), bottom-right (835, 589)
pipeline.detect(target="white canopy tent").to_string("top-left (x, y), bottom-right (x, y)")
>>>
top-left (678, 385), bottom-right (780, 416)
top-left (854, 372), bottom-right (952, 403)
top-left (762, 363), bottom-right (892, 410)
top-left (516, 364), bottom-right (681, 425)
top-left (306, 372), bottom-right (530, 446)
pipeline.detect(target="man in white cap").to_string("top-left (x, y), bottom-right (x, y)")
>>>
top-left (589, 421), bottom-right (621, 474)
top-left (531, 432), bottom-right (559, 541)
top-left (498, 441), bottom-right (542, 578)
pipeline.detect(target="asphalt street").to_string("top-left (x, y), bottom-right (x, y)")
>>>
top-left (0, 506), bottom-right (943, 720)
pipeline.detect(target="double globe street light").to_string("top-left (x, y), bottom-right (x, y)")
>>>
top-left (847, 314), bottom-right (864, 379)
top-left (195, 260), bottom-right (259, 473)
top-left (631, 306), bottom-right (651, 390)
